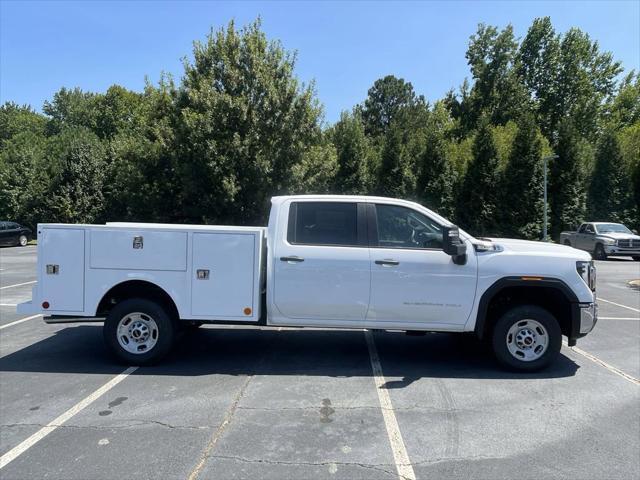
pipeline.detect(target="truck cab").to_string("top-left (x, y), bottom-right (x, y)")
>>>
top-left (18, 195), bottom-right (598, 371)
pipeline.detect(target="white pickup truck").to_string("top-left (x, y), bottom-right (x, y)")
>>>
top-left (18, 195), bottom-right (597, 371)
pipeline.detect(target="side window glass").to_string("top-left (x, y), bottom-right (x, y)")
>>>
top-left (578, 224), bottom-right (586, 233)
top-left (288, 202), bottom-right (359, 246)
top-left (0, 223), bottom-right (7, 230)
top-left (375, 204), bottom-right (443, 249)
top-left (585, 225), bottom-right (595, 234)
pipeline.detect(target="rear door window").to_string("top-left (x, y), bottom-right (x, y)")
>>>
top-left (287, 202), bottom-right (359, 247)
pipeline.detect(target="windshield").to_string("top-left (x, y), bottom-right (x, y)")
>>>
top-left (595, 223), bottom-right (632, 234)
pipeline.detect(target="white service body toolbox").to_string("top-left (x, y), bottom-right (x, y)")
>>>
top-left (18, 223), bottom-right (266, 322)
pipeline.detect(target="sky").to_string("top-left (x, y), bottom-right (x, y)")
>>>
top-left (1, 1), bottom-right (639, 124)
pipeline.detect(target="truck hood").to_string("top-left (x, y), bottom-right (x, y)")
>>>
top-left (486, 237), bottom-right (591, 260)
top-left (596, 232), bottom-right (640, 241)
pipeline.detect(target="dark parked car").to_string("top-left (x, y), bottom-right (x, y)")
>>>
top-left (0, 222), bottom-right (32, 247)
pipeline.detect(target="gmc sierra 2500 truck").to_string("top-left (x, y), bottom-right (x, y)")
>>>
top-left (18, 195), bottom-right (597, 371)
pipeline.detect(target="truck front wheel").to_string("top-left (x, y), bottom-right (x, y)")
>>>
top-left (491, 305), bottom-right (561, 372)
top-left (594, 244), bottom-right (607, 260)
top-left (104, 298), bottom-right (176, 365)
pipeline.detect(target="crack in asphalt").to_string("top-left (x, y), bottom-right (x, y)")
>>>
top-left (206, 454), bottom-right (400, 478)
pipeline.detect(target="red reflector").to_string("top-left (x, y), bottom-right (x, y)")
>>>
top-left (42, 301), bottom-right (50, 309)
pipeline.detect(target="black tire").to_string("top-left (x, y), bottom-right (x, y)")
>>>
top-left (632, 256), bottom-right (640, 261)
top-left (103, 298), bottom-right (176, 366)
top-left (563, 240), bottom-right (571, 246)
top-left (594, 244), bottom-right (607, 261)
top-left (491, 305), bottom-right (562, 372)
top-left (18, 235), bottom-right (28, 247)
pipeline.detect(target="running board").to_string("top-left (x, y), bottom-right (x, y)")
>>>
top-left (44, 316), bottom-right (105, 324)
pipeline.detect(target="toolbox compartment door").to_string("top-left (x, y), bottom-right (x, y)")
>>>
top-left (40, 228), bottom-right (85, 312)
top-left (90, 229), bottom-right (187, 271)
top-left (191, 233), bottom-right (257, 319)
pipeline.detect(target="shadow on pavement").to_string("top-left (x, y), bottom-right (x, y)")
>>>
top-left (0, 325), bottom-right (579, 381)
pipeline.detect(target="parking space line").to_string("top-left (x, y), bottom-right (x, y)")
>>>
top-left (563, 341), bottom-right (640, 386)
top-left (0, 281), bottom-right (36, 290)
top-left (0, 315), bottom-right (41, 330)
top-left (0, 366), bottom-right (138, 470)
top-left (597, 297), bottom-right (640, 314)
top-left (0, 303), bottom-right (17, 307)
top-left (365, 330), bottom-right (416, 480)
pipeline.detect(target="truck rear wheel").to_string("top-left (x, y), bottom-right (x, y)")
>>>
top-left (104, 298), bottom-right (176, 365)
top-left (491, 305), bottom-right (561, 372)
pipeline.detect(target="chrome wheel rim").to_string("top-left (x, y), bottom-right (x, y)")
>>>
top-left (506, 319), bottom-right (548, 362)
top-left (19, 235), bottom-right (27, 246)
top-left (117, 312), bottom-right (159, 354)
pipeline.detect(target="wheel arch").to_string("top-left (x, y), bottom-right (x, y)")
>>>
top-left (475, 277), bottom-right (579, 342)
top-left (96, 280), bottom-right (179, 321)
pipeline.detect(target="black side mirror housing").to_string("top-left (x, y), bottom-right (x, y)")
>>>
top-left (443, 226), bottom-right (467, 265)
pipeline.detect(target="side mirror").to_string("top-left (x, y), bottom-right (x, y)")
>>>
top-left (633, 229), bottom-right (638, 235)
top-left (443, 226), bottom-right (467, 265)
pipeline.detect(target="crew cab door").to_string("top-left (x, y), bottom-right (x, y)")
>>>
top-left (271, 200), bottom-right (370, 325)
top-left (576, 223), bottom-right (596, 251)
top-left (366, 203), bottom-right (477, 328)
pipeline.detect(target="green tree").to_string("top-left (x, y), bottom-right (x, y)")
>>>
top-left (0, 130), bottom-right (49, 229)
top-left (43, 88), bottom-right (101, 135)
top-left (331, 111), bottom-right (372, 194)
top-left (46, 128), bottom-right (106, 224)
top-left (376, 120), bottom-right (417, 198)
top-left (457, 118), bottom-right (501, 235)
top-left (447, 24), bottom-right (530, 133)
top-left (0, 103), bottom-right (47, 148)
top-left (417, 103), bottom-right (457, 217)
top-left (518, 17), bottom-right (622, 141)
top-left (587, 130), bottom-right (636, 224)
top-left (169, 19), bottom-right (325, 225)
top-left (500, 114), bottom-right (545, 238)
top-left (361, 75), bottom-right (425, 138)
top-left (549, 119), bottom-right (587, 238)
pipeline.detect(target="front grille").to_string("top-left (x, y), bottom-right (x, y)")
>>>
top-left (617, 239), bottom-right (640, 248)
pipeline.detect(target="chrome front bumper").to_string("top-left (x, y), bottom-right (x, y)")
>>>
top-left (604, 245), bottom-right (640, 256)
top-left (579, 302), bottom-right (597, 334)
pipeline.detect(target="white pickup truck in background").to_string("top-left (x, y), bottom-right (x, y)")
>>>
top-left (560, 222), bottom-right (640, 260)
top-left (18, 195), bottom-right (598, 371)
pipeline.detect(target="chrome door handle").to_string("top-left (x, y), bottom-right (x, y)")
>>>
top-left (375, 259), bottom-right (399, 266)
top-left (280, 256), bottom-right (304, 263)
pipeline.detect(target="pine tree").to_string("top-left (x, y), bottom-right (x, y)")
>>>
top-left (418, 134), bottom-right (457, 218)
top-left (500, 114), bottom-right (545, 239)
top-left (457, 118), bottom-right (501, 236)
top-left (377, 122), bottom-right (416, 198)
top-left (549, 119), bottom-right (587, 239)
top-left (332, 111), bottom-right (372, 194)
top-left (588, 130), bottom-right (636, 224)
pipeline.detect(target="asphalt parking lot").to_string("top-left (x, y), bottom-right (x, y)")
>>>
top-left (0, 245), bottom-right (638, 480)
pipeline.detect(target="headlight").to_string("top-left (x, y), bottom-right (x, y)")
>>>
top-left (576, 261), bottom-right (596, 291)
top-left (602, 238), bottom-right (615, 245)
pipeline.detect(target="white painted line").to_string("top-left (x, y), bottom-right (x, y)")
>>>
top-left (0, 314), bottom-right (41, 330)
top-left (0, 366), bottom-right (138, 469)
top-left (0, 303), bottom-right (17, 307)
top-left (597, 297), bottom-right (640, 314)
top-left (365, 330), bottom-right (416, 480)
top-left (0, 281), bottom-right (36, 291)
top-left (599, 317), bottom-right (639, 320)
top-left (563, 341), bottom-right (639, 386)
